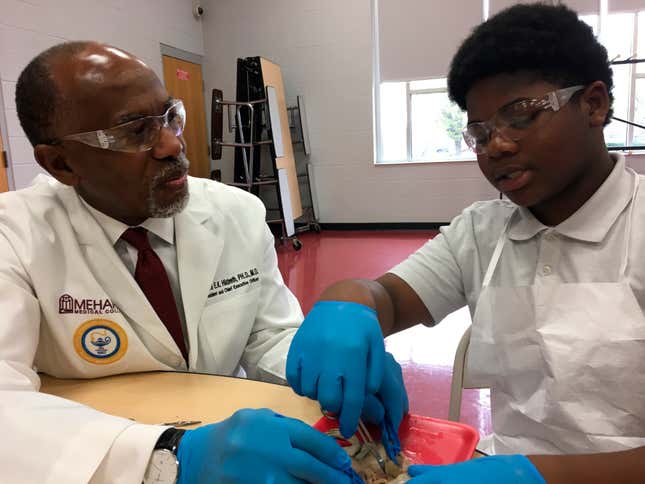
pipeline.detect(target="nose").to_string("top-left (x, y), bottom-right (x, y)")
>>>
top-left (150, 125), bottom-right (184, 160)
top-left (484, 128), bottom-right (519, 159)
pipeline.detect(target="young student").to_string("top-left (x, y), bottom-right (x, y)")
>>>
top-left (287, 4), bottom-right (645, 483)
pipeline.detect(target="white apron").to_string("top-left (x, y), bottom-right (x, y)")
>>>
top-left (467, 171), bottom-right (645, 455)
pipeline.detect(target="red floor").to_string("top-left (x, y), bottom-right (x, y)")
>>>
top-left (276, 231), bottom-right (492, 438)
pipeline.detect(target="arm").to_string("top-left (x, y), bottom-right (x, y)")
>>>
top-left (284, 275), bottom-right (425, 436)
top-left (0, 230), bottom-right (164, 483)
top-left (286, 225), bottom-right (468, 438)
top-left (176, 408), bottom-right (353, 484)
top-left (241, 224), bottom-right (303, 383)
top-left (312, 214), bottom-right (475, 337)
top-left (529, 447), bottom-right (645, 484)
top-left (407, 447), bottom-right (645, 483)
top-left (315, 273), bottom-right (433, 337)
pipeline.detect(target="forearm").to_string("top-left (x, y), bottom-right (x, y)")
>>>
top-left (529, 446), bottom-right (645, 484)
top-left (1, 382), bottom-right (160, 483)
top-left (319, 279), bottom-right (396, 336)
top-left (90, 423), bottom-right (166, 483)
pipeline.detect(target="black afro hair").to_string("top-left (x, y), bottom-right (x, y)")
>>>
top-left (448, 3), bottom-right (613, 124)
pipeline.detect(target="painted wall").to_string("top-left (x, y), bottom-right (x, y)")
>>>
top-left (3, 1), bottom-right (643, 222)
top-left (201, 0), bottom-right (645, 223)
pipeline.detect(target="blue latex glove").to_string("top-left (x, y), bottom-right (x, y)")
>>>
top-left (360, 352), bottom-right (409, 459)
top-left (287, 301), bottom-right (386, 438)
top-left (176, 408), bottom-right (353, 484)
top-left (407, 455), bottom-right (547, 484)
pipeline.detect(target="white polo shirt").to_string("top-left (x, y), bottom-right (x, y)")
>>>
top-left (390, 154), bottom-right (645, 324)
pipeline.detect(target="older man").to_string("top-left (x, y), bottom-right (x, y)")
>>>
top-left (0, 41), bottom-right (351, 483)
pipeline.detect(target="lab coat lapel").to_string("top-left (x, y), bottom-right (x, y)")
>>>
top-left (58, 186), bottom-right (182, 356)
top-left (175, 202), bottom-right (223, 368)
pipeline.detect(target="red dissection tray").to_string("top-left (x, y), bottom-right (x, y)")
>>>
top-left (313, 413), bottom-right (479, 465)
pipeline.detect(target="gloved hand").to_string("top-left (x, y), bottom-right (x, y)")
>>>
top-left (176, 408), bottom-right (353, 484)
top-left (287, 301), bottom-right (386, 438)
top-left (407, 455), bottom-right (547, 484)
top-left (360, 352), bottom-right (409, 459)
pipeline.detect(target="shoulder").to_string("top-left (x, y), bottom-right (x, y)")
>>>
top-left (0, 175), bottom-right (69, 227)
top-left (0, 175), bottom-right (74, 261)
top-left (184, 178), bottom-right (268, 243)
top-left (395, 199), bottom-right (516, 274)
top-left (440, 199), bottom-right (516, 245)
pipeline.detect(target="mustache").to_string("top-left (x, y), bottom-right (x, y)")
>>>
top-left (152, 152), bottom-right (190, 187)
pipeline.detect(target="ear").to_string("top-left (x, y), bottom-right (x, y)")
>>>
top-left (33, 144), bottom-right (81, 187)
top-left (580, 81), bottom-right (611, 128)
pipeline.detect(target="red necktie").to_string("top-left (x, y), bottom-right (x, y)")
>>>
top-left (121, 227), bottom-right (188, 361)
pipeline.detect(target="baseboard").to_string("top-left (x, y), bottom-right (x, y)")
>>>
top-left (317, 222), bottom-right (448, 231)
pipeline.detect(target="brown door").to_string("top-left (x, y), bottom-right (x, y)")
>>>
top-left (162, 55), bottom-right (210, 179)
top-left (0, 132), bottom-right (9, 192)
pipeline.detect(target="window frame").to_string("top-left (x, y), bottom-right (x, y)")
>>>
top-left (601, 9), bottom-right (645, 150)
top-left (372, 0), bottom-right (480, 165)
top-left (406, 82), bottom-right (472, 162)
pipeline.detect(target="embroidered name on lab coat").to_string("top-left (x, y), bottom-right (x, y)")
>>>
top-left (208, 267), bottom-right (260, 298)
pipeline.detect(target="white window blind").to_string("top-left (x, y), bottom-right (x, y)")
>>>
top-left (489, 0), bottom-right (599, 16)
top-left (377, 0), bottom-right (483, 82)
top-left (610, 0), bottom-right (645, 12)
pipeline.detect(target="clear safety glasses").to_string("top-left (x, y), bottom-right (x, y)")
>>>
top-left (462, 85), bottom-right (585, 155)
top-left (54, 100), bottom-right (186, 153)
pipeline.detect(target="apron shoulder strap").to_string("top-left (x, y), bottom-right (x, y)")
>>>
top-left (482, 209), bottom-right (517, 288)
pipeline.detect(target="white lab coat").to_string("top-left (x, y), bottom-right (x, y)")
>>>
top-left (0, 175), bottom-right (303, 483)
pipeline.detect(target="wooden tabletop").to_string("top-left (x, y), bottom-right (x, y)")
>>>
top-left (40, 371), bottom-right (322, 429)
top-left (40, 371), bottom-right (484, 461)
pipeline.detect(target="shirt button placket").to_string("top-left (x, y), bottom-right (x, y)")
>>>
top-left (537, 230), bottom-right (558, 279)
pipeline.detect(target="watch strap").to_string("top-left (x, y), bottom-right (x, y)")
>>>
top-left (154, 428), bottom-right (186, 455)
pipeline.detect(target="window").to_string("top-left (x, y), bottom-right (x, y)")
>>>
top-left (549, 7), bottom-right (645, 149)
top-left (379, 79), bottom-right (470, 163)
top-left (603, 11), bottom-right (636, 147)
top-left (374, 0), bottom-right (482, 164)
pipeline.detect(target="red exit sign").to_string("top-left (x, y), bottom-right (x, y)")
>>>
top-left (176, 69), bottom-right (190, 81)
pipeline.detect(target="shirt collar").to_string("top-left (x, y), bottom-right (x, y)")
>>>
top-left (80, 198), bottom-right (175, 246)
top-left (508, 153), bottom-right (634, 243)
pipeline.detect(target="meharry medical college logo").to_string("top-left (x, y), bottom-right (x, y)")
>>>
top-left (73, 319), bottom-right (128, 365)
top-left (59, 293), bottom-right (120, 314)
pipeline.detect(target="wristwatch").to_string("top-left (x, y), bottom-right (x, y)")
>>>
top-left (143, 428), bottom-right (186, 484)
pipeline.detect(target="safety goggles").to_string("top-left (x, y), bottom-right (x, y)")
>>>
top-left (53, 99), bottom-right (186, 153)
top-left (462, 85), bottom-right (584, 155)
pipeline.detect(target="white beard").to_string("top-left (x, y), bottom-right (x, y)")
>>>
top-left (146, 152), bottom-right (190, 218)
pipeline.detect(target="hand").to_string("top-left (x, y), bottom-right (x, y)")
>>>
top-left (361, 352), bottom-right (409, 429)
top-left (407, 455), bottom-right (546, 484)
top-left (361, 352), bottom-right (409, 459)
top-left (176, 408), bottom-right (353, 484)
top-left (287, 301), bottom-right (386, 438)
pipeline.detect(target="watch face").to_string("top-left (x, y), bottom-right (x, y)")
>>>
top-left (144, 449), bottom-right (178, 484)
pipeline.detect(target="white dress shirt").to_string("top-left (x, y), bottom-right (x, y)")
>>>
top-left (81, 200), bottom-right (189, 349)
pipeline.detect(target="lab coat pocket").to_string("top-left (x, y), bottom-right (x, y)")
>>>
top-left (195, 289), bottom-right (261, 374)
